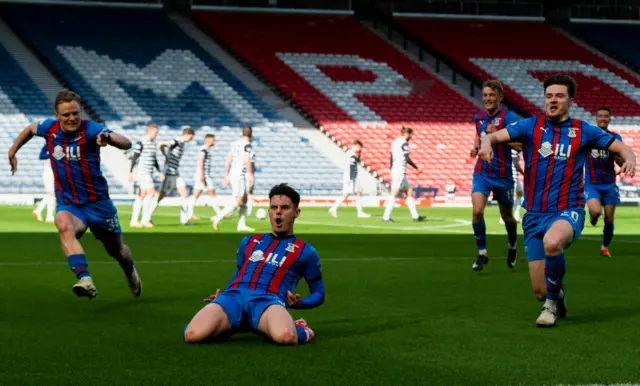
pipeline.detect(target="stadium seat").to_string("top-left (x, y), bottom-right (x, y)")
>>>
top-left (570, 22), bottom-right (640, 73)
top-left (192, 11), bottom-right (480, 194)
top-left (0, 3), bottom-right (342, 195)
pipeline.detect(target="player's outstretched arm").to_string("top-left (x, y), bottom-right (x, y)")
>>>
top-left (478, 130), bottom-right (512, 162)
top-left (609, 140), bottom-right (636, 178)
top-left (98, 132), bottom-right (131, 150)
top-left (8, 123), bottom-right (37, 175)
top-left (288, 247), bottom-right (325, 310)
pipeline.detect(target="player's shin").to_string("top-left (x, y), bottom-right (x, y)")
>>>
top-left (505, 220), bottom-right (517, 249)
top-left (472, 220), bottom-right (487, 254)
top-left (544, 253), bottom-right (566, 306)
top-left (180, 197), bottom-right (190, 224)
top-left (34, 197), bottom-right (47, 217)
top-left (68, 254), bottom-right (90, 279)
top-left (406, 196), bottom-right (419, 219)
top-left (355, 195), bottom-right (364, 215)
top-left (330, 196), bottom-right (345, 213)
top-left (247, 195), bottom-right (254, 216)
top-left (603, 223), bottom-right (614, 248)
top-left (46, 196), bottom-right (56, 222)
top-left (382, 196), bottom-right (394, 220)
top-left (131, 197), bottom-right (143, 225)
top-left (238, 204), bottom-right (247, 227)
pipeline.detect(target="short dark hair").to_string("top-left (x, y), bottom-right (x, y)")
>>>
top-left (482, 79), bottom-right (504, 96)
top-left (205, 134), bottom-right (215, 139)
top-left (242, 126), bottom-right (253, 138)
top-left (402, 127), bottom-right (413, 135)
top-left (54, 89), bottom-right (82, 113)
top-left (269, 183), bottom-right (300, 207)
top-left (182, 127), bottom-right (195, 136)
top-left (353, 140), bottom-right (363, 147)
top-left (543, 74), bottom-right (577, 98)
top-left (597, 106), bottom-right (612, 115)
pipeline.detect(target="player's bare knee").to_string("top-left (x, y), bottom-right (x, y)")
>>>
top-left (543, 237), bottom-right (563, 256)
top-left (590, 207), bottom-right (602, 218)
top-left (183, 325), bottom-right (204, 344)
top-left (271, 328), bottom-right (297, 345)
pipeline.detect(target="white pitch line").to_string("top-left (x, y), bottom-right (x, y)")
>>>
top-left (297, 218), bottom-right (472, 231)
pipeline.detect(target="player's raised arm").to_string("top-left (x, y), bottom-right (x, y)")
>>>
top-left (98, 131), bottom-right (131, 150)
top-left (288, 246), bottom-right (325, 310)
top-left (130, 142), bottom-right (142, 172)
top-left (8, 122), bottom-right (38, 175)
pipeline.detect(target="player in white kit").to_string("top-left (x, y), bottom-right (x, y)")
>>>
top-left (500, 149), bottom-right (524, 224)
top-left (32, 142), bottom-right (56, 223)
top-left (156, 126), bottom-right (194, 225)
top-left (131, 123), bottom-right (162, 228)
top-left (187, 133), bottom-right (221, 220)
top-left (382, 127), bottom-right (426, 223)
top-left (212, 126), bottom-right (255, 232)
top-left (329, 140), bottom-right (370, 218)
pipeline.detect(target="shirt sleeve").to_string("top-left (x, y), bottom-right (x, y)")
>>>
top-left (504, 111), bottom-right (519, 127)
top-left (583, 123), bottom-right (616, 150)
top-left (505, 118), bottom-right (533, 142)
top-left (35, 119), bottom-right (56, 137)
top-left (38, 143), bottom-right (49, 160)
top-left (86, 120), bottom-right (112, 142)
top-left (296, 245), bottom-right (325, 309)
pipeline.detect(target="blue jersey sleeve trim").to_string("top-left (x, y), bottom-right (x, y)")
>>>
top-left (35, 119), bottom-right (55, 137)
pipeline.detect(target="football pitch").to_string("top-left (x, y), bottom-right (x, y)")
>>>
top-left (1, 204), bottom-right (640, 385)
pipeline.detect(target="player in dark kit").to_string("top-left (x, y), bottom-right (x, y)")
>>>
top-left (8, 90), bottom-right (141, 299)
top-left (184, 183), bottom-right (324, 345)
top-left (479, 75), bottom-right (636, 327)
top-left (584, 106), bottom-right (623, 257)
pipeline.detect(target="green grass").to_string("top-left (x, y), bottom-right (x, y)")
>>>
top-left (1, 204), bottom-right (640, 385)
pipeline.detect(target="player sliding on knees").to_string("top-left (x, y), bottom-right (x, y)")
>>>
top-left (8, 89), bottom-right (142, 299)
top-left (469, 80), bottom-right (520, 271)
top-left (184, 183), bottom-right (324, 345)
top-left (478, 75), bottom-right (635, 327)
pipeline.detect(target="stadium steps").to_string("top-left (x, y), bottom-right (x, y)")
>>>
top-left (360, 19), bottom-right (485, 112)
top-left (169, 10), bottom-right (381, 194)
top-left (0, 17), bottom-right (64, 105)
top-left (556, 25), bottom-right (640, 82)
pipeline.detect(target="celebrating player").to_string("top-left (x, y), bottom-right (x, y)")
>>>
top-left (187, 133), bottom-right (221, 220)
top-left (329, 140), bottom-right (370, 218)
top-left (584, 107), bottom-right (623, 257)
top-left (212, 126), bottom-right (255, 232)
top-left (8, 90), bottom-right (142, 299)
top-left (469, 80), bottom-right (520, 271)
top-left (183, 183), bottom-right (323, 345)
top-left (382, 127), bottom-right (426, 223)
top-left (131, 123), bottom-right (162, 228)
top-left (478, 75), bottom-right (636, 327)
top-left (156, 126), bottom-right (194, 225)
top-left (32, 142), bottom-right (56, 223)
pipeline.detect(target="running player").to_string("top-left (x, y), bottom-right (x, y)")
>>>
top-left (8, 89), bottom-right (142, 298)
top-left (382, 127), bottom-right (426, 223)
top-left (329, 140), bottom-right (370, 218)
top-left (584, 106), bottom-right (623, 257)
top-left (32, 142), bottom-right (56, 223)
top-left (212, 126), bottom-right (255, 232)
top-left (469, 80), bottom-right (520, 271)
top-left (183, 183), bottom-right (323, 345)
top-left (131, 123), bottom-right (162, 228)
top-left (500, 149), bottom-right (524, 224)
top-left (246, 153), bottom-right (256, 217)
top-left (187, 133), bottom-right (221, 220)
top-left (478, 75), bottom-right (636, 327)
top-left (157, 126), bottom-right (194, 225)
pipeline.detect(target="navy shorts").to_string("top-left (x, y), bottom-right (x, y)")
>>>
top-left (522, 209), bottom-right (585, 262)
top-left (472, 175), bottom-right (514, 207)
top-left (585, 183), bottom-right (620, 206)
top-left (212, 288), bottom-right (285, 331)
top-left (57, 199), bottom-right (122, 240)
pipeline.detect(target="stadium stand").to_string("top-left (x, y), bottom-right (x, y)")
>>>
top-left (395, 17), bottom-right (640, 184)
top-left (192, 11), bottom-right (480, 194)
top-left (0, 3), bottom-right (343, 195)
top-left (569, 22), bottom-right (640, 73)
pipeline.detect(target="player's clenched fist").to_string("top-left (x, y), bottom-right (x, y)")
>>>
top-left (470, 147), bottom-right (478, 158)
top-left (478, 139), bottom-right (494, 162)
top-left (287, 290), bottom-right (302, 308)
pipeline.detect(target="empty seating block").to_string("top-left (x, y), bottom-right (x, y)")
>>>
top-left (571, 22), bottom-right (640, 72)
top-left (193, 11), bottom-right (480, 194)
top-left (0, 3), bottom-right (342, 195)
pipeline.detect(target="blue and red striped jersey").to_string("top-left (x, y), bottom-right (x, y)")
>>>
top-left (227, 233), bottom-right (322, 304)
top-left (585, 131), bottom-right (623, 185)
top-left (506, 116), bottom-right (616, 212)
top-left (35, 119), bottom-right (112, 205)
top-left (474, 108), bottom-right (519, 179)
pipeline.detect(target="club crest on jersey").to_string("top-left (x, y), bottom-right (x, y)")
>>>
top-left (53, 145), bottom-right (65, 160)
top-left (493, 118), bottom-right (501, 126)
top-left (286, 243), bottom-right (299, 253)
top-left (568, 127), bottom-right (578, 138)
